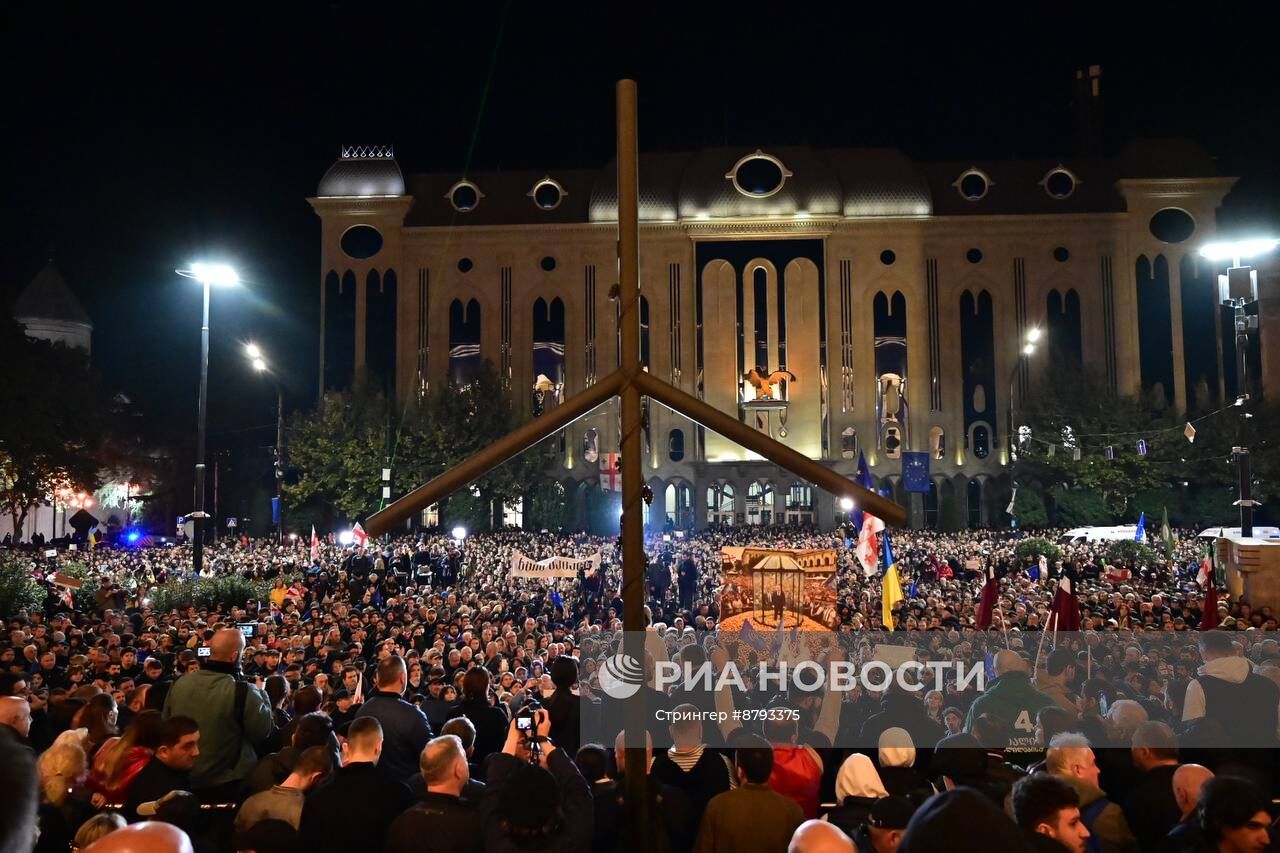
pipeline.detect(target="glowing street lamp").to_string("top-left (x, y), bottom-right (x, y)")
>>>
top-left (176, 262), bottom-right (241, 574)
top-left (1198, 236), bottom-right (1278, 537)
top-left (243, 343), bottom-right (285, 542)
top-left (1007, 328), bottom-right (1041, 469)
top-left (451, 526), bottom-right (467, 543)
top-left (839, 497), bottom-right (855, 512)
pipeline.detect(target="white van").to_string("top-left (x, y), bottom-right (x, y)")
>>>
top-left (1058, 526), bottom-right (1142, 545)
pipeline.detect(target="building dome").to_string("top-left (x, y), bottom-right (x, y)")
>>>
top-left (12, 261), bottom-right (92, 351)
top-left (317, 145), bottom-right (406, 197)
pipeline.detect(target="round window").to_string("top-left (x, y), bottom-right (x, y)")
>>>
top-left (966, 248), bottom-right (983, 264)
top-left (340, 225), bottom-right (383, 260)
top-left (1053, 246), bottom-right (1070, 263)
top-left (956, 170), bottom-right (991, 201)
top-left (448, 181), bottom-right (481, 212)
top-left (1044, 169), bottom-right (1076, 199)
top-left (880, 250), bottom-right (896, 266)
top-left (1149, 208), bottom-right (1196, 244)
top-left (457, 258), bottom-right (474, 273)
top-left (540, 256), bottom-right (557, 272)
top-left (531, 179), bottom-right (565, 211)
top-left (727, 151), bottom-right (792, 198)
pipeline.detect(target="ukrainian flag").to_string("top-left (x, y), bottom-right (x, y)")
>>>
top-left (881, 532), bottom-right (904, 630)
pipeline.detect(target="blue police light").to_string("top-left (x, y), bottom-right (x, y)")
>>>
top-left (126, 530), bottom-right (141, 544)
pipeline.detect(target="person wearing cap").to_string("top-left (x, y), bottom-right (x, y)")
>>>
top-left (851, 796), bottom-right (916, 853)
top-left (479, 708), bottom-right (592, 853)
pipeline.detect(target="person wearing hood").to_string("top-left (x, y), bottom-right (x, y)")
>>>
top-left (824, 753), bottom-right (888, 838)
top-left (1182, 631), bottom-right (1279, 747)
top-left (964, 651), bottom-right (1056, 750)
top-left (874, 728), bottom-right (930, 804)
top-left (1045, 733), bottom-right (1138, 853)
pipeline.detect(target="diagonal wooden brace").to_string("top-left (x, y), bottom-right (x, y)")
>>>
top-left (364, 370), bottom-right (624, 537)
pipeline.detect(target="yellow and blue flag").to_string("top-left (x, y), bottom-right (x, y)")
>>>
top-left (882, 532), bottom-right (904, 630)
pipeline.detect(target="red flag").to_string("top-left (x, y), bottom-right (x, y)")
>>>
top-left (351, 522), bottom-right (369, 549)
top-left (309, 525), bottom-right (320, 563)
top-left (1049, 577), bottom-right (1081, 631)
top-left (976, 567), bottom-right (999, 629)
top-left (1202, 582), bottom-right (1219, 631)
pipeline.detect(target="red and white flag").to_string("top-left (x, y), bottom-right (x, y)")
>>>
top-left (599, 453), bottom-right (621, 492)
top-left (1049, 577), bottom-right (1081, 631)
top-left (351, 522), bottom-right (369, 549)
top-left (856, 512), bottom-right (885, 577)
top-left (309, 526), bottom-right (320, 563)
top-left (1197, 553), bottom-right (1212, 587)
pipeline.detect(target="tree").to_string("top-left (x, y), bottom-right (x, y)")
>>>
top-left (0, 320), bottom-right (111, 537)
top-left (285, 361), bottom-right (544, 528)
top-left (0, 555), bottom-right (43, 616)
top-left (525, 477), bottom-right (573, 531)
top-left (1012, 486), bottom-right (1048, 528)
top-left (1051, 485), bottom-right (1112, 527)
top-left (1013, 366), bottom-right (1169, 516)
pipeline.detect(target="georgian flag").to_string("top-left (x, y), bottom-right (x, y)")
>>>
top-left (351, 522), bottom-right (369, 549)
top-left (857, 513), bottom-right (885, 577)
top-left (310, 526), bottom-right (320, 564)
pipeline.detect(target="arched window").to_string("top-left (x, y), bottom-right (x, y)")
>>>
top-left (582, 428), bottom-right (599, 464)
top-left (448, 298), bottom-right (482, 386)
top-left (719, 483), bottom-right (736, 513)
top-left (967, 480), bottom-right (983, 528)
top-left (785, 482), bottom-right (813, 510)
top-left (668, 428), bottom-right (685, 462)
top-left (532, 297), bottom-right (566, 415)
top-left (972, 424), bottom-right (990, 459)
top-left (930, 426), bottom-right (946, 460)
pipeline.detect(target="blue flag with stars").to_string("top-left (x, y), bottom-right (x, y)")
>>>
top-left (852, 450), bottom-right (874, 531)
top-left (1134, 512), bottom-right (1146, 542)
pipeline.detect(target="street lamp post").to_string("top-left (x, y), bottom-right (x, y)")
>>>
top-left (1006, 327), bottom-right (1041, 461)
top-left (246, 344), bottom-right (285, 543)
top-left (177, 263), bottom-right (239, 573)
top-left (1199, 238), bottom-right (1278, 538)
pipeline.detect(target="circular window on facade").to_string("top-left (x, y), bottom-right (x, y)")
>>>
top-left (954, 168), bottom-right (992, 201)
top-left (725, 150), bottom-right (793, 198)
top-left (880, 250), bottom-right (896, 266)
top-left (1042, 167), bottom-right (1078, 200)
top-left (446, 180), bottom-right (483, 212)
top-left (1053, 246), bottom-right (1070, 263)
top-left (966, 248), bottom-right (983, 264)
top-left (1149, 208), bottom-right (1196, 244)
top-left (340, 224), bottom-right (383, 259)
top-left (540, 256), bottom-right (557, 272)
top-left (457, 257), bottom-right (474, 273)
top-left (529, 178), bottom-right (566, 211)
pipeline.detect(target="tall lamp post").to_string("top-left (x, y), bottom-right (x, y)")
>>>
top-left (1199, 237), bottom-right (1278, 538)
top-left (1006, 327), bottom-right (1042, 461)
top-left (176, 262), bottom-right (239, 573)
top-left (245, 343), bottom-right (285, 543)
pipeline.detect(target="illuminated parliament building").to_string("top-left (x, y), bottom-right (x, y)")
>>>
top-left (309, 77), bottom-right (1264, 531)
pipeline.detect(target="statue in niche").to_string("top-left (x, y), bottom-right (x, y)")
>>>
top-left (743, 368), bottom-right (797, 401)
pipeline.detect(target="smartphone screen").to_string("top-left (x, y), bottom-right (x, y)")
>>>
top-left (516, 717), bottom-right (532, 731)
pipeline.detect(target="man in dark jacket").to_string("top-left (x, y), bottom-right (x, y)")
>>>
top-left (964, 650), bottom-right (1056, 751)
top-left (481, 710), bottom-right (593, 853)
top-left (385, 734), bottom-right (481, 853)
top-left (353, 655), bottom-right (433, 783)
top-left (298, 717), bottom-right (414, 853)
top-left (1120, 722), bottom-right (1182, 851)
top-left (125, 716), bottom-right (200, 822)
top-left (859, 684), bottom-right (944, 760)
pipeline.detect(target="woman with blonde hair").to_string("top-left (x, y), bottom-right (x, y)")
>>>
top-left (72, 813), bottom-right (126, 852)
top-left (36, 742), bottom-right (94, 853)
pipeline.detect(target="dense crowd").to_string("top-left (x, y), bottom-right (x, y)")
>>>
top-left (1, 522), bottom-right (1278, 853)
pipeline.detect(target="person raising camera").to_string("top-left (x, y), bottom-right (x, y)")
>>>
top-left (481, 707), bottom-right (592, 852)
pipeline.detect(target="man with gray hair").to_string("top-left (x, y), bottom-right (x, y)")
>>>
top-left (1046, 732), bottom-right (1137, 853)
top-left (385, 734), bottom-right (480, 853)
top-left (1120, 721), bottom-right (1181, 850)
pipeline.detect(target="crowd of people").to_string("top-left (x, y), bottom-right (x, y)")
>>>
top-left (1, 521), bottom-right (1278, 853)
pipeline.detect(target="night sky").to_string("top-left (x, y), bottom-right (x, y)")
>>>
top-left (3, 3), bottom-right (1277, 514)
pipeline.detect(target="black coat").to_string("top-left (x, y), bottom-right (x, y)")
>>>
top-left (299, 762), bottom-right (414, 853)
top-left (480, 751), bottom-right (593, 853)
top-left (384, 792), bottom-right (482, 853)
top-left (1121, 764), bottom-right (1182, 852)
top-left (354, 691), bottom-right (434, 784)
top-left (448, 698), bottom-right (509, 764)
